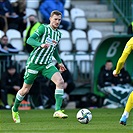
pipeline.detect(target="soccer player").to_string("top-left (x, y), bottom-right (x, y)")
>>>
top-left (11, 10), bottom-right (68, 123)
top-left (113, 37), bottom-right (133, 125)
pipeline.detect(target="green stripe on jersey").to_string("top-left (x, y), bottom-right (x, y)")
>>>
top-left (29, 24), bottom-right (61, 65)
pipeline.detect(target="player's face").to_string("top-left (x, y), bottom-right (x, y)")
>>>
top-left (50, 14), bottom-right (61, 29)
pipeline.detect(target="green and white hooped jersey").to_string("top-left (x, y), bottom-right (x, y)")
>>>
top-left (28, 24), bottom-right (62, 65)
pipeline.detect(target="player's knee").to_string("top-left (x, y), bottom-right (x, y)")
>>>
top-left (56, 78), bottom-right (64, 86)
top-left (21, 87), bottom-right (30, 95)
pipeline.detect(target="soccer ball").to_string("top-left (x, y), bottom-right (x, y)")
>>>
top-left (76, 108), bottom-right (92, 124)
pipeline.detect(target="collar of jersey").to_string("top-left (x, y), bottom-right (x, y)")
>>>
top-left (47, 24), bottom-right (58, 31)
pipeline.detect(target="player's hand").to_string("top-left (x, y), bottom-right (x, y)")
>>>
top-left (58, 63), bottom-right (66, 72)
top-left (113, 70), bottom-right (118, 77)
top-left (41, 43), bottom-right (50, 48)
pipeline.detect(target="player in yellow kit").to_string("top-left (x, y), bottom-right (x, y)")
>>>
top-left (113, 37), bottom-right (133, 125)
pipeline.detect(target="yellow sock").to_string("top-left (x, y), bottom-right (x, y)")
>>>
top-left (125, 91), bottom-right (133, 113)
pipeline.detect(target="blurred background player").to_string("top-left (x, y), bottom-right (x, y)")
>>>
top-left (24, 15), bottom-right (41, 53)
top-left (0, 65), bottom-right (20, 109)
top-left (98, 60), bottom-right (133, 108)
top-left (0, 35), bottom-right (19, 69)
top-left (39, 0), bottom-right (71, 30)
top-left (0, 0), bottom-right (26, 34)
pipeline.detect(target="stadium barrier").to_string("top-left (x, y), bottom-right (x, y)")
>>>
top-left (0, 53), bottom-right (29, 78)
top-left (0, 53), bottom-right (91, 82)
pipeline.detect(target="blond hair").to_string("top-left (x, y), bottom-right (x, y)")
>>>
top-left (50, 10), bottom-right (62, 17)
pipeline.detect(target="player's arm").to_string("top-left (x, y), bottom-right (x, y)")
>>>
top-left (53, 47), bottom-right (62, 64)
top-left (53, 47), bottom-right (66, 72)
top-left (113, 52), bottom-right (129, 76)
top-left (113, 37), bottom-right (133, 76)
top-left (26, 25), bottom-right (45, 47)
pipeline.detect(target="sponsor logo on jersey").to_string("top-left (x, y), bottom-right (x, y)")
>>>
top-left (46, 37), bottom-right (57, 46)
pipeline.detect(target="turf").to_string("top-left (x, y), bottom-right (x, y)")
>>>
top-left (0, 108), bottom-right (133, 133)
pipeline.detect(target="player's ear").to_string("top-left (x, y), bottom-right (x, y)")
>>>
top-left (49, 16), bottom-right (52, 22)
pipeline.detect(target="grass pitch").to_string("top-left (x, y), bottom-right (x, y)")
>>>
top-left (0, 108), bottom-right (133, 133)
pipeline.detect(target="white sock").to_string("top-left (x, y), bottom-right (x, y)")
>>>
top-left (16, 92), bottom-right (25, 101)
top-left (122, 111), bottom-right (129, 118)
top-left (55, 88), bottom-right (64, 95)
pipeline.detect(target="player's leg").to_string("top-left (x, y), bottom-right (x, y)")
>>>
top-left (12, 83), bottom-right (32, 123)
top-left (12, 63), bottom-right (39, 123)
top-left (51, 72), bottom-right (64, 110)
top-left (51, 72), bottom-right (68, 118)
top-left (42, 66), bottom-right (68, 118)
top-left (120, 91), bottom-right (133, 125)
top-left (13, 83), bottom-right (32, 112)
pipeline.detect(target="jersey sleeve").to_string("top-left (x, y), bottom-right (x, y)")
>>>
top-left (115, 37), bottom-right (133, 74)
top-left (53, 47), bottom-right (62, 64)
top-left (122, 37), bottom-right (133, 54)
top-left (26, 24), bottom-right (45, 47)
top-left (115, 53), bottom-right (129, 74)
